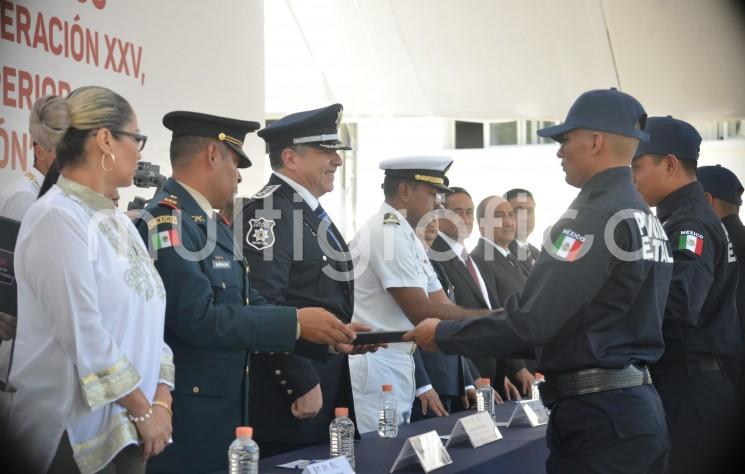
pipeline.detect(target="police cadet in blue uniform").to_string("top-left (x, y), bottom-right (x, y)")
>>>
top-left (698, 165), bottom-right (745, 390)
top-left (137, 111), bottom-right (355, 473)
top-left (405, 88), bottom-right (674, 474)
top-left (631, 117), bottom-right (740, 474)
top-left (239, 104), bottom-right (377, 456)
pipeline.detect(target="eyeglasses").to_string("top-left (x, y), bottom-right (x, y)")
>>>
top-left (113, 130), bottom-right (148, 152)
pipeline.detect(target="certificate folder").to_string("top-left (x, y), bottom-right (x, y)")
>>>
top-left (0, 216), bottom-right (21, 315)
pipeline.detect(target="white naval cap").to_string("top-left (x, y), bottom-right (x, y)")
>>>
top-left (379, 156), bottom-right (453, 192)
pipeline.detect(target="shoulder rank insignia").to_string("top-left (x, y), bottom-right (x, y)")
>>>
top-left (158, 195), bottom-right (180, 210)
top-left (383, 212), bottom-right (400, 225)
top-left (246, 217), bottom-right (276, 250)
top-left (250, 184), bottom-right (281, 200)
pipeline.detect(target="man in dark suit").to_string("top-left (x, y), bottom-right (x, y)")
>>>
top-left (138, 111), bottom-right (354, 473)
top-left (430, 187), bottom-right (520, 401)
top-left (472, 195), bottom-right (536, 396)
top-left (240, 105), bottom-right (377, 457)
top-left (412, 213), bottom-right (479, 420)
top-left (504, 188), bottom-right (541, 276)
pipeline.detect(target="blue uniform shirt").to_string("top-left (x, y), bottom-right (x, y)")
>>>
top-left (655, 181), bottom-right (740, 364)
top-left (436, 167), bottom-right (674, 374)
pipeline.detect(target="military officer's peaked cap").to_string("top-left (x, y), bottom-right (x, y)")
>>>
top-left (379, 156), bottom-right (453, 192)
top-left (538, 88), bottom-right (649, 143)
top-left (162, 111), bottom-right (260, 168)
top-left (634, 116), bottom-right (702, 162)
top-left (698, 164), bottom-right (743, 206)
top-left (258, 103), bottom-right (351, 152)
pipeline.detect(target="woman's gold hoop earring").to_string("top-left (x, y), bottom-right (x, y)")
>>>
top-left (101, 152), bottom-right (116, 172)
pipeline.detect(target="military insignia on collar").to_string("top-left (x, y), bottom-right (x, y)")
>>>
top-left (250, 185), bottom-right (281, 200)
top-left (383, 212), bottom-right (400, 225)
top-left (191, 215), bottom-right (205, 223)
top-left (246, 217), bottom-right (276, 250)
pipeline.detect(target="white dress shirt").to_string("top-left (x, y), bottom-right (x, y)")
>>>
top-left (273, 171), bottom-right (319, 210)
top-left (439, 232), bottom-right (492, 309)
top-left (9, 177), bottom-right (173, 473)
top-left (352, 202), bottom-right (441, 331)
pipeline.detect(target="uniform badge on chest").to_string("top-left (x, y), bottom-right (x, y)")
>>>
top-left (246, 217), bottom-right (276, 250)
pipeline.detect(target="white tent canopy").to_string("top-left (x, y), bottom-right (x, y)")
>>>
top-left (266, 0), bottom-right (745, 121)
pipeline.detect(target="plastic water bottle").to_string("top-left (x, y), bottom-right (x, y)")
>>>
top-left (329, 407), bottom-right (355, 469)
top-left (228, 426), bottom-right (259, 474)
top-left (377, 384), bottom-right (398, 438)
top-left (476, 378), bottom-right (496, 422)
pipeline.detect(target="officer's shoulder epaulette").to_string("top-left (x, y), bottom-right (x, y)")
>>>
top-left (157, 194), bottom-right (180, 210)
top-left (383, 212), bottom-right (400, 225)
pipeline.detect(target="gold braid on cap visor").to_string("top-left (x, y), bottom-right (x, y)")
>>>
top-left (414, 174), bottom-right (445, 185)
top-left (218, 132), bottom-right (243, 147)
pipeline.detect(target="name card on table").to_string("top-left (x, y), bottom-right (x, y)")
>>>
top-left (301, 456), bottom-right (354, 474)
top-left (495, 400), bottom-right (549, 428)
top-left (390, 430), bottom-right (452, 473)
top-left (444, 411), bottom-right (502, 448)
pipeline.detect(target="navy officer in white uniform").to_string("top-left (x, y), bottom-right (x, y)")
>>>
top-left (349, 156), bottom-right (490, 434)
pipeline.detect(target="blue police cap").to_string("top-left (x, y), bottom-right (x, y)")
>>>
top-left (163, 111), bottom-right (259, 168)
top-left (633, 116), bottom-right (701, 161)
top-left (698, 165), bottom-right (743, 206)
top-left (537, 88), bottom-right (649, 143)
top-left (258, 104), bottom-right (351, 153)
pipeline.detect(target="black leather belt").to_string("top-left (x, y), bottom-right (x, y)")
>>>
top-left (651, 355), bottom-right (721, 376)
top-left (539, 365), bottom-right (652, 408)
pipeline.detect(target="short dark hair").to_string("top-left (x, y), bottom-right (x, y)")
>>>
top-left (269, 144), bottom-right (309, 170)
top-left (503, 188), bottom-right (533, 201)
top-left (445, 186), bottom-right (471, 207)
top-left (383, 176), bottom-right (417, 199)
top-left (651, 155), bottom-right (697, 177)
top-left (170, 135), bottom-right (214, 165)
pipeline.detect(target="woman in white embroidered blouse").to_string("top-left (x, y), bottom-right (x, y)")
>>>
top-left (8, 86), bottom-right (173, 474)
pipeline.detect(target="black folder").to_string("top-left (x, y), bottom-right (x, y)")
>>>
top-left (0, 216), bottom-right (21, 315)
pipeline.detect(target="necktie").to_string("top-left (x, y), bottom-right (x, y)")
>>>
top-left (461, 249), bottom-right (480, 286)
top-left (506, 252), bottom-right (518, 268)
top-left (315, 204), bottom-right (342, 251)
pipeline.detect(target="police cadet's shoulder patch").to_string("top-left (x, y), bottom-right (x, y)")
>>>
top-left (246, 217), bottom-right (276, 250)
top-left (552, 228), bottom-right (585, 262)
top-left (250, 184), bottom-right (281, 200)
top-left (383, 212), bottom-right (400, 225)
top-left (677, 230), bottom-right (704, 256)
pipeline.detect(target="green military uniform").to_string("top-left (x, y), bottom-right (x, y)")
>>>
top-left (137, 178), bottom-right (299, 473)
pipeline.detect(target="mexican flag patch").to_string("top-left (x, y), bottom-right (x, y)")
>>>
top-left (553, 231), bottom-right (583, 261)
top-left (152, 229), bottom-right (181, 250)
top-left (678, 231), bottom-right (703, 256)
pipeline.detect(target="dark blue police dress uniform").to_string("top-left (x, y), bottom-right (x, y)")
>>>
top-left (138, 179), bottom-right (300, 473)
top-left (434, 166), bottom-right (674, 473)
top-left (240, 174), bottom-right (355, 455)
top-left (651, 181), bottom-right (739, 474)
